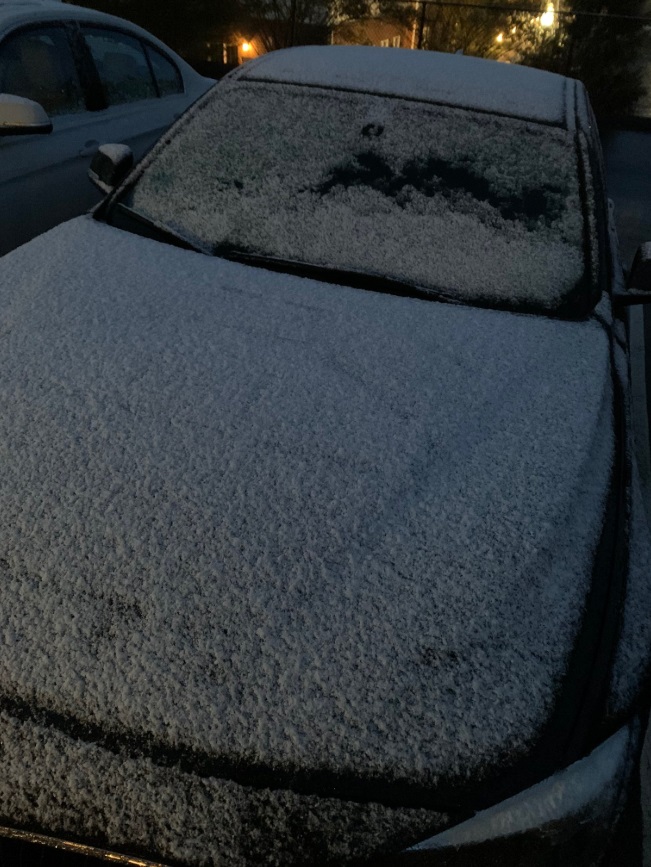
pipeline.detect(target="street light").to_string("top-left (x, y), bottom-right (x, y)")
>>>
top-left (540, 1), bottom-right (556, 28)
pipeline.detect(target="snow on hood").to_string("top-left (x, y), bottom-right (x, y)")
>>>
top-left (0, 216), bottom-right (613, 858)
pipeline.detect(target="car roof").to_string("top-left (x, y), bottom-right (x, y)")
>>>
top-left (0, 0), bottom-right (114, 27)
top-left (234, 45), bottom-right (579, 128)
top-left (0, 0), bottom-right (202, 80)
top-left (0, 1), bottom-right (163, 48)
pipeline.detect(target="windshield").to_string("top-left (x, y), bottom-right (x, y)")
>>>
top-left (120, 81), bottom-right (593, 316)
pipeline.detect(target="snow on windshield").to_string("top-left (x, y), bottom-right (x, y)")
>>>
top-left (128, 81), bottom-right (587, 314)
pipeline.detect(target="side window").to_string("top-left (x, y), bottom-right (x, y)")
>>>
top-left (0, 26), bottom-right (85, 116)
top-left (145, 45), bottom-right (183, 96)
top-left (82, 28), bottom-right (156, 105)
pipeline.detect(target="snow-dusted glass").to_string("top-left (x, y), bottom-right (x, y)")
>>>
top-left (127, 81), bottom-right (592, 315)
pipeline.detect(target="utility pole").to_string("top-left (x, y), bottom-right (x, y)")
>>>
top-left (289, 0), bottom-right (298, 45)
top-left (416, 0), bottom-right (427, 49)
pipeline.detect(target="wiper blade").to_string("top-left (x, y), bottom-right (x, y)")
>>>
top-left (213, 247), bottom-right (457, 306)
top-left (106, 204), bottom-right (206, 254)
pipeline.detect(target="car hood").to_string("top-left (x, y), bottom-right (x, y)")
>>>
top-left (0, 217), bottom-right (614, 862)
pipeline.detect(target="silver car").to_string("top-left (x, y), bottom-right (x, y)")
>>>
top-left (0, 0), bottom-right (212, 255)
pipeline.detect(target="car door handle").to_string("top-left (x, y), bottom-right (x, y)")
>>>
top-left (79, 140), bottom-right (100, 157)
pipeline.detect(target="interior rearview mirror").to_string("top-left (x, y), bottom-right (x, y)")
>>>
top-left (88, 144), bottom-right (134, 194)
top-left (0, 95), bottom-right (52, 135)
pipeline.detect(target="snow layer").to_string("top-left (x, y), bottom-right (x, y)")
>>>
top-left (0, 216), bottom-right (613, 855)
top-left (0, 1), bottom-right (63, 6)
top-left (409, 725), bottom-right (633, 848)
top-left (130, 82), bottom-right (584, 313)
top-left (0, 709), bottom-right (445, 866)
top-left (239, 45), bottom-right (570, 125)
top-left (97, 143), bottom-right (133, 163)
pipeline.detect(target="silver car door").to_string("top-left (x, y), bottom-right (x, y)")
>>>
top-left (79, 27), bottom-right (190, 163)
top-left (0, 23), bottom-right (94, 254)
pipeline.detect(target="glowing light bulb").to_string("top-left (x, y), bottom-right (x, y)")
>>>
top-left (496, 32), bottom-right (504, 43)
top-left (241, 41), bottom-right (252, 53)
top-left (540, 2), bottom-right (555, 28)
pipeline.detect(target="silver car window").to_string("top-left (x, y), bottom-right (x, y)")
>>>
top-left (145, 44), bottom-right (183, 96)
top-left (0, 26), bottom-right (85, 116)
top-left (82, 27), bottom-right (157, 105)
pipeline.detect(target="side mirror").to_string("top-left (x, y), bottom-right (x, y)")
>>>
top-left (88, 143), bottom-right (134, 194)
top-left (0, 94), bottom-right (52, 135)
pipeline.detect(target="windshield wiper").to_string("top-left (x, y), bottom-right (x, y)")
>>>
top-left (105, 204), bottom-right (206, 255)
top-left (213, 247), bottom-right (457, 306)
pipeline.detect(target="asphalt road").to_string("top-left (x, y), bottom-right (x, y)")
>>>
top-left (602, 130), bottom-right (651, 269)
top-left (602, 128), bottom-right (651, 867)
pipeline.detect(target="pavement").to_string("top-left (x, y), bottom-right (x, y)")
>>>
top-left (602, 127), bottom-right (651, 866)
top-left (602, 130), bottom-right (651, 269)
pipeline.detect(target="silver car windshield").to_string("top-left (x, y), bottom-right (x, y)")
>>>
top-left (124, 81), bottom-right (591, 315)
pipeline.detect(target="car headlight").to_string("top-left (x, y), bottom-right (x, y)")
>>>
top-left (376, 722), bottom-right (640, 866)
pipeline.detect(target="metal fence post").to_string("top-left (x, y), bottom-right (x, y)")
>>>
top-left (416, 0), bottom-right (427, 50)
top-left (289, 0), bottom-right (297, 46)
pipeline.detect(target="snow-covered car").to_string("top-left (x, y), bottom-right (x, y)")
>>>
top-left (0, 0), bottom-right (212, 255)
top-left (0, 44), bottom-right (651, 867)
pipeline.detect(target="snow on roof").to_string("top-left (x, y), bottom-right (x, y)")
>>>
top-left (0, 0), bottom-right (63, 9)
top-left (0, 0), bottom-right (194, 75)
top-left (0, 1), bottom-right (131, 26)
top-left (238, 45), bottom-right (574, 127)
top-left (0, 1), bottom-right (105, 30)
